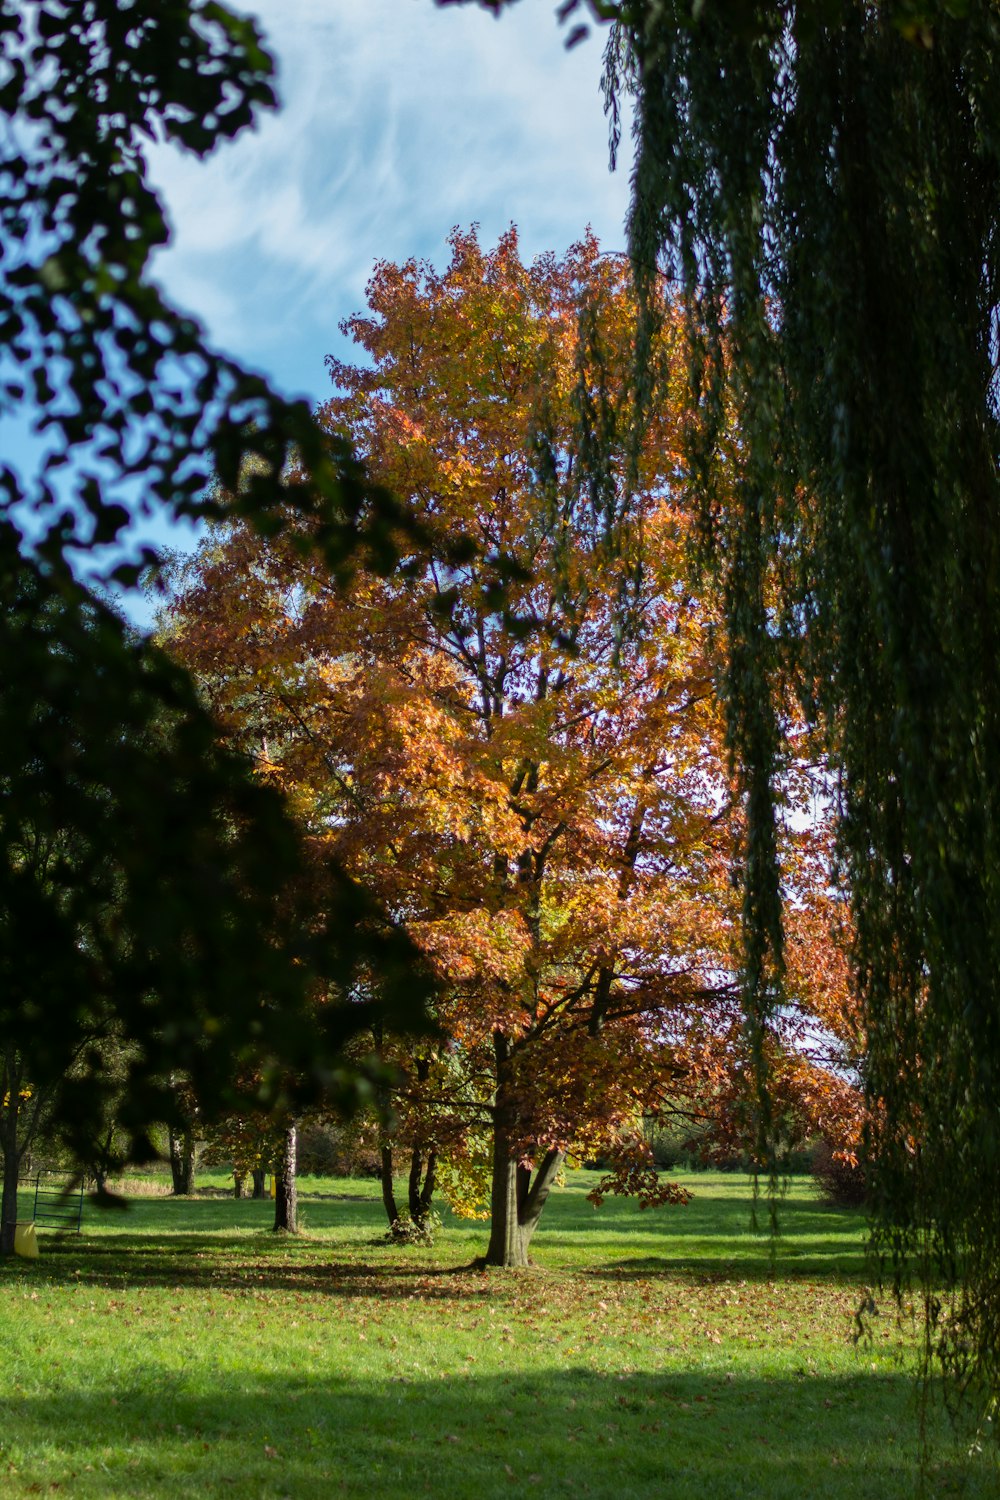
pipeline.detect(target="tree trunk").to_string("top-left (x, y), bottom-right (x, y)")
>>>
top-left (1, 1046), bottom-right (59, 1254)
top-left (486, 1147), bottom-right (531, 1268)
top-left (1, 1045), bottom-right (28, 1256)
top-left (168, 1126), bottom-right (195, 1195)
top-left (408, 1145), bottom-right (436, 1227)
top-left (379, 1145), bottom-right (399, 1228)
top-left (484, 1037), bottom-right (563, 1267)
top-left (251, 1169), bottom-right (266, 1200)
top-left (485, 1138), bottom-right (563, 1267)
top-left (233, 1172), bottom-right (244, 1199)
top-left (88, 1126), bottom-right (115, 1195)
top-left (273, 1123), bottom-right (297, 1232)
top-left (0, 1105), bottom-right (21, 1257)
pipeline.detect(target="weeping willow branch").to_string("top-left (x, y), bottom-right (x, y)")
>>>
top-left (603, 0), bottom-right (1000, 1422)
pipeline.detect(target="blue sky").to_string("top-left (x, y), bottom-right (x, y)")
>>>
top-left (9, 2), bottom-right (633, 620)
top-left (148, 0), bottom-right (631, 409)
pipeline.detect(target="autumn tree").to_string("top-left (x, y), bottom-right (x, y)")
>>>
top-left (166, 228), bottom-right (756, 1265)
top-left (688, 810), bottom-right (865, 1182)
top-left (355, 1025), bottom-right (493, 1241)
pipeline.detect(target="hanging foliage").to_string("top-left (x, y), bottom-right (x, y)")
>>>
top-left (567, 0), bottom-right (1000, 1422)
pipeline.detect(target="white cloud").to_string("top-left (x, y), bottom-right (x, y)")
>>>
top-left (147, 0), bottom-right (631, 401)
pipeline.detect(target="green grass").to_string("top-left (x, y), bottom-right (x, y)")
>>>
top-left (2, 1171), bottom-right (996, 1498)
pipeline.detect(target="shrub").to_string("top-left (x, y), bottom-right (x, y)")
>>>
top-left (385, 1210), bottom-right (440, 1246)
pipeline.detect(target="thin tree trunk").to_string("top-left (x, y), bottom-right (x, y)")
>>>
top-left (181, 1129), bottom-right (195, 1193)
top-left (404, 1052), bottom-right (436, 1230)
top-left (168, 1128), bottom-right (182, 1193)
top-left (380, 1145), bottom-right (399, 1229)
top-left (233, 1172), bottom-right (244, 1199)
top-left (87, 1125), bottom-right (115, 1195)
top-left (251, 1169), bottom-right (266, 1200)
top-left (273, 1123), bottom-right (297, 1233)
top-left (1, 1046), bottom-right (29, 1256)
top-left (0, 1104), bottom-right (21, 1257)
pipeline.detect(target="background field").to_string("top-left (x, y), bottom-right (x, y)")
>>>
top-left (2, 1171), bottom-right (995, 1498)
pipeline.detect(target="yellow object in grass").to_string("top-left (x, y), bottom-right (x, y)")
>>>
top-left (14, 1222), bottom-right (39, 1259)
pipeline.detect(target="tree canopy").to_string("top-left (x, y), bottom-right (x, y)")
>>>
top-left (165, 226), bottom-right (855, 1264)
top-left (165, 229), bottom-right (739, 1261)
top-left (0, 0), bottom-right (413, 573)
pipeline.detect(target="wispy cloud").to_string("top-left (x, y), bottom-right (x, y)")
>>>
top-left (147, 0), bottom-right (631, 401)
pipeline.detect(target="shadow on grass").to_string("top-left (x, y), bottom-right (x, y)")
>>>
top-left (19, 1236), bottom-right (490, 1299)
top-left (574, 1256), bottom-right (868, 1284)
top-left (9, 1183), bottom-right (869, 1292)
top-left (20, 1229), bottom-right (868, 1296)
top-left (3, 1365), bottom-right (995, 1499)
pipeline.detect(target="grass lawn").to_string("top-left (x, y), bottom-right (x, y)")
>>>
top-left (2, 1170), bottom-right (996, 1498)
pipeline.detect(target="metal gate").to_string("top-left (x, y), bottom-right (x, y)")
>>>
top-left (32, 1173), bottom-right (84, 1232)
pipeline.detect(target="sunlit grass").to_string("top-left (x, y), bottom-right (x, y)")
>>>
top-left (1, 1171), bottom-right (995, 1498)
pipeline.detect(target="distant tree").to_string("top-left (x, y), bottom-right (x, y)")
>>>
top-left (70, 1033), bottom-right (136, 1194)
top-left (2, 1026), bottom-right (142, 1232)
top-left (165, 1080), bottom-right (199, 1197)
top-left (202, 1097), bottom-right (281, 1199)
